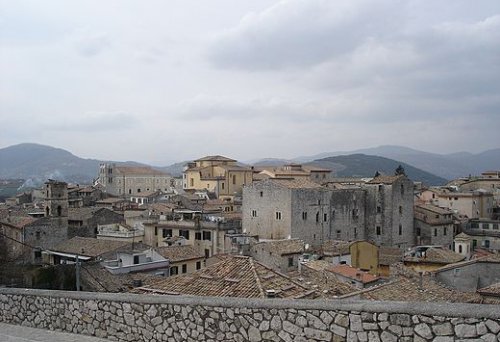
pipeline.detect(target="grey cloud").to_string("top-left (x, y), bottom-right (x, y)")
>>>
top-left (46, 112), bottom-right (139, 132)
top-left (207, 0), bottom-right (403, 70)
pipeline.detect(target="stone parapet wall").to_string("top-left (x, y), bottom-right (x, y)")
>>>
top-left (1, 288), bottom-right (499, 341)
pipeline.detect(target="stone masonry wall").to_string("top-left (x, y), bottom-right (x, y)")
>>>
top-left (1, 288), bottom-right (500, 342)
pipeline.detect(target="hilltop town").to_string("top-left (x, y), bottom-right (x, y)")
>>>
top-left (1, 154), bottom-right (499, 305)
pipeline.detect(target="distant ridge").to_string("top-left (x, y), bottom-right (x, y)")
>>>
top-left (291, 145), bottom-right (500, 180)
top-left (309, 154), bottom-right (448, 186)
top-left (0, 143), bottom-right (149, 187)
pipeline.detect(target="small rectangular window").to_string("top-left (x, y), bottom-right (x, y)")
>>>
top-left (162, 229), bottom-right (172, 238)
top-left (377, 206), bottom-right (381, 213)
top-left (179, 230), bottom-right (190, 240)
top-left (195, 232), bottom-right (201, 240)
top-left (275, 211), bottom-right (282, 220)
top-left (251, 210), bottom-right (257, 217)
top-left (324, 213), bottom-right (328, 222)
top-left (182, 264), bottom-right (187, 274)
top-left (376, 226), bottom-right (381, 236)
top-left (288, 257), bottom-right (294, 267)
top-left (203, 231), bottom-right (212, 241)
top-left (399, 224), bottom-right (402, 235)
top-left (196, 261), bottom-right (202, 270)
top-left (302, 212), bottom-right (307, 220)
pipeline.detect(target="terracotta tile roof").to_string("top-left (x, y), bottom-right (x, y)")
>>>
top-left (327, 264), bottom-right (380, 284)
top-left (155, 245), bottom-right (204, 263)
top-left (404, 247), bottom-right (465, 264)
top-left (322, 240), bottom-right (351, 256)
top-left (415, 204), bottom-right (454, 215)
top-left (49, 237), bottom-right (131, 258)
top-left (367, 175), bottom-right (404, 184)
top-left (379, 247), bottom-right (403, 266)
top-left (268, 178), bottom-right (324, 189)
top-left (0, 215), bottom-right (38, 229)
top-left (253, 239), bottom-right (304, 256)
top-left (115, 166), bottom-right (168, 176)
top-left (289, 261), bottom-right (358, 298)
top-left (81, 261), bottom-right (165, 293)
top-left (478, 282), bottom-right (500, 297)
top-left (345, 276), bottom-right (482, 303)
top-left (96, 198), bottom-right (127, 204)
top-left (132, 255), bottom-right (316, 299)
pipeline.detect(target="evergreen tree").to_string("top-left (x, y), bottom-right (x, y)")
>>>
top-left (395, 165), bottom-right (406, 176)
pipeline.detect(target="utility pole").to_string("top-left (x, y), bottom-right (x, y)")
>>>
top-left (75, 254), bottom-right (80, 291)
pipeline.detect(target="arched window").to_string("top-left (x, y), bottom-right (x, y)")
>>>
top-left (459, 245), bottom-right (463, 253)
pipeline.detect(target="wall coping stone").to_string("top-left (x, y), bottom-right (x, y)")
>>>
top-left (1, 287), bottom-right (499, 319)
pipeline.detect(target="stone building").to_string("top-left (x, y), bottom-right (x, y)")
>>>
top-left (242, 174), bottom-right (415, 249)
top-left (249, 239), bottom-right (304, 273)
top-left (98, 163), bottom-right (174, 197)
top-left (363, 175), bottom-right (415, 248)
top-left (462, 218), bottom-right (500, 250)
top-left (68, 207), bottom-right (124, 238)
top-left (414, 204), bottom-right (454, 248)
top-left (0, 180), bottom-right (70, 263)
top-left (182, 155), bottom-right (253, 198)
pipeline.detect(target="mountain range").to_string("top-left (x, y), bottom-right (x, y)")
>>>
top-left (1, 143), bottom-right (499, 189)
top-left (0, 143), bottom-right (144, 188)
top-left (291, 145), bottom-right (500, 180)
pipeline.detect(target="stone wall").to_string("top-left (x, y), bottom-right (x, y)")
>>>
top-left (1, 288), bottom-right (499, 342)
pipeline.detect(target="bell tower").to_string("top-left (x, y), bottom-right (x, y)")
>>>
top-left (44, 180), bottom-right (68, 218)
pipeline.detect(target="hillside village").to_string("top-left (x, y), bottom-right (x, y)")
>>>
top-left (1, 155), bottom-right (500, 305)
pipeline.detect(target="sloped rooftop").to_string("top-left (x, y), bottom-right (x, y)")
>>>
top-left (155, 245), bottom-right (204, 263)
top-left (133, 255), bottom-right (316, 299)
top-left (49, 237), bottom-right (131, 258)
top-left (346, 276), bottom-right (482, 303)
top-left (253, 239), bottom-right (304, 256)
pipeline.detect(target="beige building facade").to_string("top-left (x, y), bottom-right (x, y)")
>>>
top-left (182, 156), bottom-right (253, 198)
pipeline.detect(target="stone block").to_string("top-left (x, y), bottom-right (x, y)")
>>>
top-left (304, 327), bottom-right (332, 341)
top-left (455, 324), bottom-right (478, 338)
top-left (432, 322), bottom-right (453, 336)
top-left (414, 323), bottom-right (433, 340)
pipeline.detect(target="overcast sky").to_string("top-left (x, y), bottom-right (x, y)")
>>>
top-left (1, 0), bottom-right (499, 165)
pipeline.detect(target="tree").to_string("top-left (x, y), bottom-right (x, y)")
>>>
top-left (395, 165), bottom-right (406, 176)
top-left (374, 171), bottom-right (381, 178)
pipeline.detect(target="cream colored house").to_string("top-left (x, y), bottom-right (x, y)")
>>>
top-left (419, 188), bottom-right (494, 219)
top-left (183, 155), bottom-right (253, 198)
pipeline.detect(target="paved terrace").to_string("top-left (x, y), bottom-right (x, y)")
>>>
top-left (0, 322), bottom-right (109, 341)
